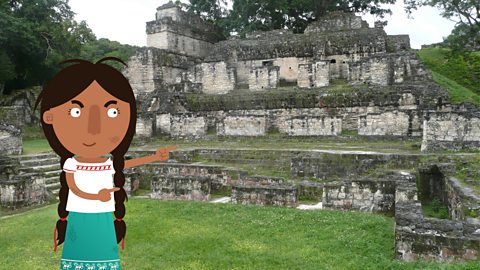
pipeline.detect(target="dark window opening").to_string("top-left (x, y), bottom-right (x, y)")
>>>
top-left (330, 59), bottom-right (336, 64)
top-left (262, 60), bottom-right (273, 66)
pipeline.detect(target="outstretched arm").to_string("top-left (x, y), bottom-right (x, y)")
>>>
top-left (124, 145), bottom-right (178, 169)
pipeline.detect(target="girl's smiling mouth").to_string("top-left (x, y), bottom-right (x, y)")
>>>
top-left (82, 142), bottom-right (96, 147)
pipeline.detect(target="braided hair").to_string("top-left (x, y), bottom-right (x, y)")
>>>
top-left (34, 57), bottom-right (136, 246)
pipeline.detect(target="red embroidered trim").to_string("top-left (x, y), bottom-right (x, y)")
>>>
top-left (76, 165), bottom-right (112, 171)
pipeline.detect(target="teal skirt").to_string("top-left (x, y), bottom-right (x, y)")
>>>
top-left (60, 212), bottom-right (121, 270)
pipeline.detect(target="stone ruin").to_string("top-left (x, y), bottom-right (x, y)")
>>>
top-left (123, 2), bottom-right (480, 152)
top-left (1, 2), bottom-right (479, 263)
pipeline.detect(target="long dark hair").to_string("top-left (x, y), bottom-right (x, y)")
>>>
top-left (34, 57), bottom-right (137, 246)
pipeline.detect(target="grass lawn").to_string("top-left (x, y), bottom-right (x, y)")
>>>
top-left (430, 71), bottom-right (480, 106)
top-left (22, 138), bottom-right (52, 155)
top-left (417, 48), bottom-right (480, 106)
top-left (1, 198), bottom-right (479, 269)
top-left (134, 133), bottom-right (422, 154)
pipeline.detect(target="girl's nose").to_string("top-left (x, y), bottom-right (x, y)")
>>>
top-left (88, 105), bottom-right (101, 135)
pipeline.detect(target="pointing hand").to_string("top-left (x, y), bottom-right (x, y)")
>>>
top-left (155, 145), bottom-right (178, 161)
top-left (98, 187), bottom-right (120, 202)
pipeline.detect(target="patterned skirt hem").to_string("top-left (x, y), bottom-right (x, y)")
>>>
top-left (60, 258), bottom-right (120, 270)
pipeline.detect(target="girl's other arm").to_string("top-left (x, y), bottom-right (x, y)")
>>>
top-left (124, 145), bottom-right (178, 169)
top-left (65, 173), bottom-right (119, 201)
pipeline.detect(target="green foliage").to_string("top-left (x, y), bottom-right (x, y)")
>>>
top-left (422, 198), bottom-right (450, 219)
top-left (430, 71), bottom-right (480, 106)
top-left (183, 0), bottom-right (397, 37)
top-left (0, 0), bottom-right (96, 94)
top-left (0, 0), bottom-right (139, 94)
top-left (417, 48), bottom-right (480, 100)
top-left (78, 38), bottom-right (139, 71)
top-left (178, 0), bottom-right (230, 38)
top-left (404, 0), bottom-right (479, 53)
top-left (2, 198), bottom-right (480, 269)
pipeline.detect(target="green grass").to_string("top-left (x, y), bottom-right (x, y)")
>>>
top-left (136, 133), bottom-right (422, 154)
top-left (418, 48), bottom-right (480, 105)
top-left (431, 71), bottom-right (480, 106)
top-left (22, 138), bottom-right (52, 154)
top-left (422, 198), bottom-right (450, 219)
top-left (1, 198), bottom-right (478, 269)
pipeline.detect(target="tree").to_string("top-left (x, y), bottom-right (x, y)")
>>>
top-left (404, 0), bottom-right (480, 52)
top-left (0, 0), bottom-right (95, 94)
top-left (78, 38), bottom-right (139, 71)
top-left (177, 0), bottom-right (230, 38)
top-left (183, 0), bottom-right (397, 37)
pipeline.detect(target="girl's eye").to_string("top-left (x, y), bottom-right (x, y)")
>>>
top-left (107, 108), bottom-right (119, 118)
top-left (69, 108), bottom-right (81, 118)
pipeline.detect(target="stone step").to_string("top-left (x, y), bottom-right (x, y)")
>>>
top-left (16, 152), bottom-right (57, 161)
top-left (20, 157), bottom-right (59, 167)
top-left (46, 182), bottom-right (61, 191)
top-left (44, 169), bottom-right (62, 177)
top-left (44, 176), bottom-right (59, 184)
top-left (19, 163), bottom-right (61, 174)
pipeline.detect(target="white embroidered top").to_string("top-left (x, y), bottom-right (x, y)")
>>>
top-left (63, 157), bottom-right (116, 213)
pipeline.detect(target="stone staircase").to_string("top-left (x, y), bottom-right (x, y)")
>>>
top-left (16, 152), bottom-right (61, 199)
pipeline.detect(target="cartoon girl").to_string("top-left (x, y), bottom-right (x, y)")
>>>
top-left (34, 57), bottom-right (177, 270)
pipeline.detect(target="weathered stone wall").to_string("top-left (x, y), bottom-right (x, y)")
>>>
top-left (0, 174), bottom-right (48, 208)
top-left (170, 113), bottom-right (206, 138)
top-left (323, 180), bottom-right (395, 213)
top-left (123, 153), bottom-right (235, 199)
top-left (349, 56), bottom-right (390, 85)
top-left (0, 124), bottom-right (22, 155)
top-left (0, 93), bottom-right (23, 155)
top-left (282, 115), bottom-right (342, 136)
top-left (444, 176), bottom-right (480, 221)
top-left (233, 57), bottom-right (310, 86)
top-left (135, 116), bottom-right (154, 137)
top-left (152, 175), bottom-right (211, 201)
top-left (123, 47), bottom-right (200, 95)
top-left (421, 110), bottom-right (480, 152)
top-left (304, 11), bottom-right (366, 33)
top-left (419, 164), bottom-right (480, 222)
top-left (205, 28), bottom-right (388, 63)
top-left (394, 171), bottom-right (480, 261)
top-left (217, 114), bottom-right (266, 136)
top-left (163, 92), bottom-right (432, 138)
top-left (147, 30), bottom-right (214, 58)
top-left (123, 49), bottom-right (158, 94)
top-left (386, 35), bottom-right (411, 52)
top-left (248, 66), bottom-right (279, 91)
top-left (146, 3), bottom-right (220, 58)
top-left (231, 184), bottom-right (297, 207)
top-left (291, 151), bottom-right (420, 180)
top-left (0, 156), bottom-right (48, 208)
top-left (348, 52), bottom-right (431, 86)
top-left (358, 110), bottom-right (421, 137)
top-left (199, 62), bottom-right (236, 94)
top-left (298, 61), bottom-right (330, 88)
top-left (155, 113), bottom-right (171, 135)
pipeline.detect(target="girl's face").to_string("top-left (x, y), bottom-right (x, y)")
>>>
top-left (42, 80), bottom-right (131, 158)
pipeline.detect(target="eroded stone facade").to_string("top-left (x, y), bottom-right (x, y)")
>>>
top-left (124, 3), bottom-right (458, 149)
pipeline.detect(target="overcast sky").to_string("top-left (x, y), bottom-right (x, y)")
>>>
top-left (69, 0), bottom-right (457, 49)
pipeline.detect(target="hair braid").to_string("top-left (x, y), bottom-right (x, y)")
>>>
top-left (56, 156), bottom-right (70, 246)
top-left (112, 151), bottom-right (128, 243)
